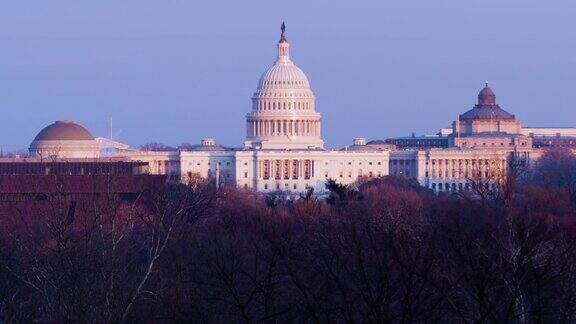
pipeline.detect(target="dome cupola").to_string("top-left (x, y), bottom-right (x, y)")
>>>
top-left (459, 83), bottom-right (515, 120)
top-left (453, 83), bottom-right (522, 138)
top-left (478, 82), bottom-right (496, 105)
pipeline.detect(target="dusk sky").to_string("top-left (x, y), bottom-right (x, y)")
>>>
top-left (1, 0), bottom-right (575, 151)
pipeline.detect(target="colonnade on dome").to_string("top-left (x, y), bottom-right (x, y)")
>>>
top-left (246, 119), bottom-right (321, 138)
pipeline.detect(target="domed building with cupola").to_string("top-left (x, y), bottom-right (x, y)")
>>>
top-left (450, 83), bottom-right (532, 149)
top-left (8, 23), bottom-right (576, 195)
top-left (245, 24), bottom-right (323, 150)
top-left (172, 24), bottom-right (390, 193)
top-left (114, 24), bottom-right (576, 194)
top-left (29, 120), bottom-right (100, 159)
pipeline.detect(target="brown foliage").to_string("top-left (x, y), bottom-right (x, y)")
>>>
top-left (2, 172), bottom-right (576, 322)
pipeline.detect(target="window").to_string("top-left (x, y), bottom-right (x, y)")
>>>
top-left (293, 183), bottom-right (297, 190)
top-left (244, 172), bottom-right (248, 178)
top-left (283, 160), bottom-right (290, 180)
top-left (264, 184), bottom-right (268, 190)
top-left (244, 184), bottom-right (248, 189)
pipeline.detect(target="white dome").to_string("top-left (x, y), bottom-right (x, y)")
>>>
top-left (245, 23), bottom-right (324, 150)
top-left (257, 63), bottom-right (311, 90)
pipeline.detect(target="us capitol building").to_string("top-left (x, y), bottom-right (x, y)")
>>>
top-left (20, 24), bottom-right (576, 195)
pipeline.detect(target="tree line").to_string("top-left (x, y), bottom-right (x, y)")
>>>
top-left (1, 149), bottom-right (576, 322)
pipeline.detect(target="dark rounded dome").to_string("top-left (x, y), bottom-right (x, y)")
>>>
top-left (33, 121), bottom-right (94, 141)
top-left (478, 83), bottom-right (496, 105)
top-left (460, 83), bottom-right (515, 120)
top-left (460, 106), bottom-right (514, 120)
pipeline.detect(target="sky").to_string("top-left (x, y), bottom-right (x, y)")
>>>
top-left (1, 0), bottom-right (575, 151)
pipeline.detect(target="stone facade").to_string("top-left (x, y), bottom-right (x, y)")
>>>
top-left (23, 25), bottom-right (576, 196)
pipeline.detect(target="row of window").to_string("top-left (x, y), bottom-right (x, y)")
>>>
top-left (427, 171), bottom-right (497, 179)
top-left (324, 170), bottom-right (383, 178)
top-left (187, 161), bottom-right (232, 166)
top-left (391, 160), bottom-right (412, 166)
top-left (460, 142), bottom-right (526, 147)
top-left (325, 161), bottom-right (383, 166)
top-left (429, 159), bottom-right (504, 166)
top-left (263, 183), bottom-right (305, 191)
top-left (262, 80), bottom-right (306, 86)
top-left (430, 182), bottom-right (498, 192)
top-left (256, 101), bottom-right (311, 111)
top-left (256, 91), bottom-right (311, 98)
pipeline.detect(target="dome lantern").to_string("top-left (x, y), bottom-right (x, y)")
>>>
top-left (478, 82), bottom-right (496, 105)
top-left (277, 22), bottom-right (290, 64)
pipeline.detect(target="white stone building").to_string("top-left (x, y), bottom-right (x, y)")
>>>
top-left (25, 24), bottom-right (576, 196)
top-left (118, 24), bottom-right (391, 195)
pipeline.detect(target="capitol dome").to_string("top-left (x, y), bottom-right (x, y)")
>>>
top-left (29, 120), bottom-right (100, 159)
top-left (245, 23), bottom-right (324, 150)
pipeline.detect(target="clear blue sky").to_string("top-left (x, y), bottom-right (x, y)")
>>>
top-left (1, 0), bottom-right (575, 151)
